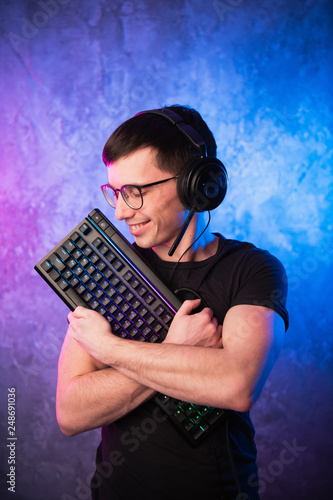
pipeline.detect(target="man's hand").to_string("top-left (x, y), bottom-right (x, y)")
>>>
top-left (164, 299), bottom-right (222, 348)
top-left (67, 307), bottom-right (114, 364)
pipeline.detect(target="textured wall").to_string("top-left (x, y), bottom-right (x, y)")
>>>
top-left (0, 0), bottom-right (332, 499)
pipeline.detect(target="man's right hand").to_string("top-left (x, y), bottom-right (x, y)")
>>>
top-left (163, 299), bottom-right (223, 349)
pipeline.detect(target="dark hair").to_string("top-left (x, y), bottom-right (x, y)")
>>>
top-left (102, 105), bottom-right (217, 175)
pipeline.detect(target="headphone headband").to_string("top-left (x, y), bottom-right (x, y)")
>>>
top-left (136, 108), bottom-right (207, 157)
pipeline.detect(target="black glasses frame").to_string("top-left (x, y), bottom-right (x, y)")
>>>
top-left (101, 175), bottom-right (179, 210)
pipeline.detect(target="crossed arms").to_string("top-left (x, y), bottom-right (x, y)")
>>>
top-left (56, 299), bottom-right (284, 436)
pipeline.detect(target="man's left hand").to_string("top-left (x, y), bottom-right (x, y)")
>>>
top-left (67, 307), bottom-right (114, 363)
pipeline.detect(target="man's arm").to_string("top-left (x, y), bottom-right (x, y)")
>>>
top-left (56, 325), bottom-right (156, 437)
top-left (69, 301), bottom-right (285, 412)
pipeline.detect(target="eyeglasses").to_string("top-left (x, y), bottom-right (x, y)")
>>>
top-left (101, 175), bottom-right (179, 210)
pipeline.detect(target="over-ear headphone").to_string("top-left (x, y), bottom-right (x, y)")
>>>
top-left (136, 108), bottom-right (228, 212)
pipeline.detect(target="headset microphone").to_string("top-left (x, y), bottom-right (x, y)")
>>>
top-left (168, 208), bottom-right (196, 257)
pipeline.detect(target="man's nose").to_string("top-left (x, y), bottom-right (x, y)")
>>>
top-left (115, 195), bottom-right (136, 220)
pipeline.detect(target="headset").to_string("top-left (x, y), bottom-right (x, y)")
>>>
top-left (137, 108), bottom-right (228, 212)
top-left (136, 108), bottom-right (228, 255)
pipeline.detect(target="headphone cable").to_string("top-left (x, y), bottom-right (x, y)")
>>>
top-left (168, 211), bottom-right (211, 287)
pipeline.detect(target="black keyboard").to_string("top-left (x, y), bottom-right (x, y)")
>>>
top-left (34, 208), bottom-right (226, 444)
top-left (154, 395), bottom-right (226, 445)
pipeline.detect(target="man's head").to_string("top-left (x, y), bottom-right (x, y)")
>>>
top-left (102, 105), bottom-right (217, 175)
top-left (101, 105), bottom-right (226, 256)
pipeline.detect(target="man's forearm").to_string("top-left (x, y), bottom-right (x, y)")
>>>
top-left (56, 366), bottom-right (156, 436)
top-left (100, 338), bottom-right (240, 410)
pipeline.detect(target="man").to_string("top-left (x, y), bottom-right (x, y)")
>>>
top-left (56, 105), bottom-right (288, 499)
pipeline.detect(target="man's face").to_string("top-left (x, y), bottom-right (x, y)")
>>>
top-left (107, 147), bottom-right (186, 250)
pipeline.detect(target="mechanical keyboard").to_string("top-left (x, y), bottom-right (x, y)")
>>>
top-left (34, 208), bottom-right (226, 445)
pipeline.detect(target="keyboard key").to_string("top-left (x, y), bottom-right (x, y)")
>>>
top-left (58, 278), bottom-right (69, 291)
top-left (86, 264), bottom-right (96, 275)
top-left (131, 298), bottom-right (141, 310)
top-left (117, 283), bottom-right (127, 295)
top-left (137, 306), bottom-right (148, 317)
top-left (146, 314), bottom-right (155, 325)
top-left (63, 269), bottom-right (73, 280)
top-left (99, 219), bottom-right (109, 231)
top-left (113, 260), bottom-right (123, 271)
top-left (95, 288), bottom-right (104, 299)
top-left (130, 278), bottom-right (140, 289)
top-left (152, 322), bottom-right (162, 333)
top-left (100, 279), bottom-right (110, 290)
top-left (76, 238), bottom-right (86, 249)
top-left (128, 326), bottom-right (139, 338)
top-left (123, 271), bottom-right (133, 281)
top-left (134, 317), bottom-right (144, 328)
top-left (154, 305), bottom-right (165, 316)
top-left (144, 293), bottom-right (155, 305)
top-left (70, 276), bottom-right (80, 287)
top-left (83, 292), bottom-right (93, 302)
top-left (161, 312), bottom-right (172, 324)
top-left (80, 257), bottom-right (90, 268)
top-left (49, 268), bottom-right (61, 281)
top-left (96, 261), bottom-right (107, 272)
top-left (206, 409), bottom-right (224, 425)
top-left (75, 266), bottom-right (84, 277)
top-left (65, 287), bottom-right (87, 308)
top-left (82, 274), bottom-right (93, 286)
top-left (90, 253), bottom-right (99, 264)
top-left (82, 245), bottom-right (93, 257)
top-left (87, 281), bottom-right (97, 292)
top-left (41, 260), bottom-right (52, 272)
top-left (76, 284), bottom-right (86, 295)
top-left (108, 303), bottom-right (118, 314)
top-left (104, 268), bottom-right (113, 279)
top-left (70, 232), bottom-right (80, 242)
top-left (67, 258), bottom-right (77, 269)
top-left (110, 276), bottom-right (120, 286)
top-left (105, 251), bottom-right (116, 263)
top-left (56, 247), bottom-right (70, 261)
top-left (137, 285), bottom-right (146, 296)
top-left (91, 212), bottom-right (103, 224)
top-left (174, 410), bottom-right (186, 423)
top-left (92, 237), bottom-right (103, 248)
top-left (73, 249), bottom-right (83, 261)
top-left (124, 291), bottom-right (134, 301)
top-left (114, 295), bottom-right (123, 305)
top-left (114, 311), bottom-right (124, 322)
top-left (192, 423), bottom-right (209, 441)
top-left (49, 253), bottom-right (66, 272)
top-left (101, 296), bottom-right (111, 307)
top-left (64, 239), bottom-right (76, 253)
top-left (121, 318), bottom-right (131, 330)
top-left (127, 309), bottom-right (137, 321)
top-left (106, 286), bottom-right (117, 297)
top-left (79, 223), bottom-right (91, 235)
top-left (99, 244), bottom-right (109, 255)
top-left (120, 302), bottom-right (130, 313)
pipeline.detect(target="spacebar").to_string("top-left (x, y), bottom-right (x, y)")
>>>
top-left (65, 288), bottom-right (88, 309)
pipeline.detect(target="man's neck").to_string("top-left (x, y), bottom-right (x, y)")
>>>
top-left (152, 214), bottom-right (219, 263)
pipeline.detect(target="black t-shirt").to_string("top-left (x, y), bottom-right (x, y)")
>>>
top-left (91, 235), bottom-right (289, 500)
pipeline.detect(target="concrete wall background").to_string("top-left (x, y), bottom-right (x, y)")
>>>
top-left (0, 0), bottom-right (332, 499)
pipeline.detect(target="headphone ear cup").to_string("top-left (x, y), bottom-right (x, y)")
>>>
top-left (177, 158), bottom-right (227, 212)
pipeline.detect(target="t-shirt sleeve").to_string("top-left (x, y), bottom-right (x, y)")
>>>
top-left (230, 249), bottom-right (289, 331)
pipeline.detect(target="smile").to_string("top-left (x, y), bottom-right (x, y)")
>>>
top-left (128, 221), bottom-right (150, 234)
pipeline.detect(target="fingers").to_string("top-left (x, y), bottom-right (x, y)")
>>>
top-left (178, 299), bottom-right (202, 316)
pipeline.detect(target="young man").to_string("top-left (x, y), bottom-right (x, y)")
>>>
top-left (56, 105), bottom-right (288, 499)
